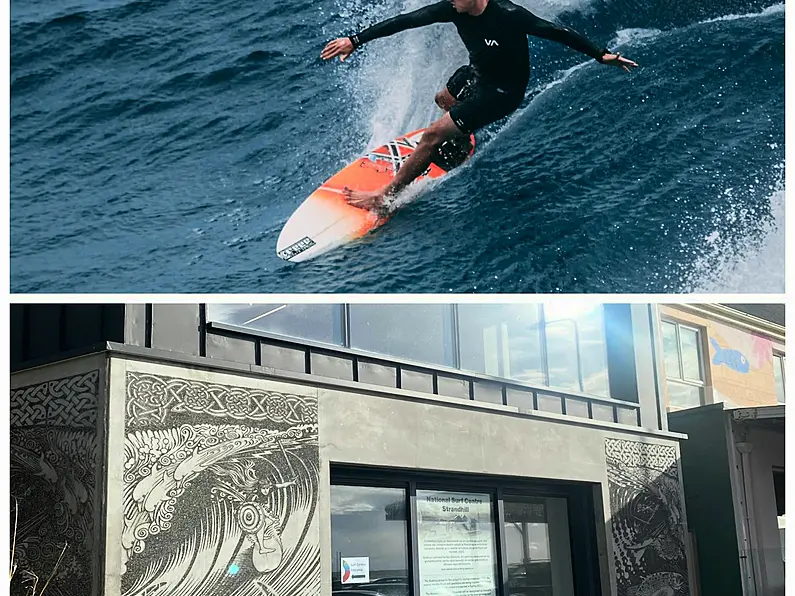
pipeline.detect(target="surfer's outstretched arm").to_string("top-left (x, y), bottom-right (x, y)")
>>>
top-left (516, 7), bottom-right (638, 72)
top-left (321, 1), bottom-right (453, 61)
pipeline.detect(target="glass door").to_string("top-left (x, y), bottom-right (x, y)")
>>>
top-left (331, 484), bottom-right (411, 595)
top-left (415, 489), bottom-right (499, 596)
top-left (502, 497), bottom-right (575, 596)
top-left (330, 467), bottom-right (599, 596)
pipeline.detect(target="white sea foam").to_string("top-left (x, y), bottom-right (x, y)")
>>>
top-left (608, 1), bottom-right (784, 49)
top-left (686, 178), bottom-right (785, 293)
top-left (698, 2), bottom-right (784, 25)
top-left (609, 28), bottom-right (664, 48)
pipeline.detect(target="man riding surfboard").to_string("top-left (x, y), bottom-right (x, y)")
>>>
top-left (321, 0), bottom-right (637, 210)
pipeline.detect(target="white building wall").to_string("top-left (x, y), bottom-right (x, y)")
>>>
top-left (746, 426), bottom-right (785, 596)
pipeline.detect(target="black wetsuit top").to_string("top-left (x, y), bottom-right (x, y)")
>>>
top-left (349, 0), bottom-right (607, 98)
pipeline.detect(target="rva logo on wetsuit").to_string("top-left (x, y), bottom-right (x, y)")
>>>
top-left (484, 39), bottom-right (499, 46)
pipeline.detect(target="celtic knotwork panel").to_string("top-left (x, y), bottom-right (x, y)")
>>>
top-left (9, 370), bottom-right (100, 596)
top-left (605, 438), bottom-right (690, 596)
top-left (126, 372), bottom-right (317, 427)
top-left (11, 371), bottom-right (99, 427)
top-left (122, 370), bottom-right (320, 596)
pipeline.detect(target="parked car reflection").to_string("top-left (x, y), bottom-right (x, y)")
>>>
top-left (506, 562), bottom-right (554, 596)
top-left (332, 577), bottom-right (410, 596)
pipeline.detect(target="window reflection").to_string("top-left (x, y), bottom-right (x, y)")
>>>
top-left (544, 304), bottom-right (609, 397)
top-left (666, 383), bottom-right (702, 409)
top-left (331, 485), bottom-right (409, 595)
top-left (661, 320), bottom-right (705, 410)
top-left (459, 304), bottom-right (609, 397)
top-left (679, 327), bottom-right (701, 381)
top-left (210, 303), bottom-right (611, 399)
top-left (504, 497), bottom-right (575, 596)
top-left (207, 304), bottom-right (344, 345)
top-left (661, 322), bottom-right (681, 378)
top-left (458, 305), bottom-right (545, 385)
top-left (349, 305), bottom-right (454, 367)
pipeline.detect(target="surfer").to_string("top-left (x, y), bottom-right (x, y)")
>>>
top-left (321, 0), bottom-right (637, 210)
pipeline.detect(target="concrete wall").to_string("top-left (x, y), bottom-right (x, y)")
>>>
top-left (317, 383), bottom-right (691, 596)
top-left (105, 355), bottom-right (321, 596)
top-left (10, 354), bottom-right (109, 596)
top-left (9, 346), bottom-right (693, 596)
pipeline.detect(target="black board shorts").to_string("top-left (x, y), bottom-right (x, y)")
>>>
top-left (446, 65), bottom-right (523, 135)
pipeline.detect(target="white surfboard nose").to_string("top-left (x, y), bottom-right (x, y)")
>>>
top-left (276, 128), bottom-right (474, 263)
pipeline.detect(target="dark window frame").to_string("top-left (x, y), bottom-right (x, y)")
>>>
top-left (331, 465), bottom-right (602, 596)
top-left (773, 467), bottom-right (785, 517)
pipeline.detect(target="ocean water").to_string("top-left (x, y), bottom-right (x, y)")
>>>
top-left (10, 0), bottom-right (785, 293)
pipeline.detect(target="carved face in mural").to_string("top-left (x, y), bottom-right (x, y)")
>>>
top-left (628, 491), bottom-right (667, 540)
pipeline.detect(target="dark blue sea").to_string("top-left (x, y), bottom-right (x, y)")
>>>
top-left (10, 0), bottom-right (785, 293)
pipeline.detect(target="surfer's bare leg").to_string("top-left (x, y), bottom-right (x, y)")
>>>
top-left (344, 112), bottom-right (465, 209)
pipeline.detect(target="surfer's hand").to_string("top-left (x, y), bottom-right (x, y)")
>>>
top-left (601, 52), bottom-right (638, 73)
top-left (321, 38), bottom-right (354, 62)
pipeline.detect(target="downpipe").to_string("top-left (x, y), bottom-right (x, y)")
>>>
top-left (735, 440), bottom-right (763, 596)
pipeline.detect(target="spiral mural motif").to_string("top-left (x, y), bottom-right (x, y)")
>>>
top-left (238, 502), bottom-right (266, 534)
top-left (122, 369), bottom-right (320, 596)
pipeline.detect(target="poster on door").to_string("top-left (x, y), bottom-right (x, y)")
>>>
top-left (416, 491), bottom-right (497, 596)
top-left (341, 557), bottom-right (370, 584)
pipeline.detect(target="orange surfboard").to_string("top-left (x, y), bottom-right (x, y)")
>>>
top-left (276, 128), bottom-right (475, 262)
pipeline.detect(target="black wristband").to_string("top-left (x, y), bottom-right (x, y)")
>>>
top-left (349, 34), bottom-right (362, 49)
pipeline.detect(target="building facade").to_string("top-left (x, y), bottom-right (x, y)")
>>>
top-left (658, 304), bottom-right (785, 412)
top-left (10, 302), bottom-right (712, 596)
top-left (659, 304), bottom-right (786, 596)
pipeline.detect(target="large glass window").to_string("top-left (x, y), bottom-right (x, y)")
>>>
top-left (458, 304), bottom-right (609, 397)
top-left (773, 353), bottom-right (786, 403)
top-left (331, 485), bottom-right (409, 594)
top-left (349, 304), bottom-right (455, 367)
top-left (661, 320), bottom-right (705, 409)
top-left (207, 304), bottom-right (344, 345)
top-left (503, 497), bottom-right (575, 596)
top-left (209, 303), bottom-right (611, 398)
top-left (458, 305), bottom-right (545, 385)
top-left (544, 304), bottom-right (609, 398)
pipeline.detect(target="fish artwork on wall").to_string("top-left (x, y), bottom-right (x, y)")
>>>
top-left (709, 337), bottom-right (750, 374)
